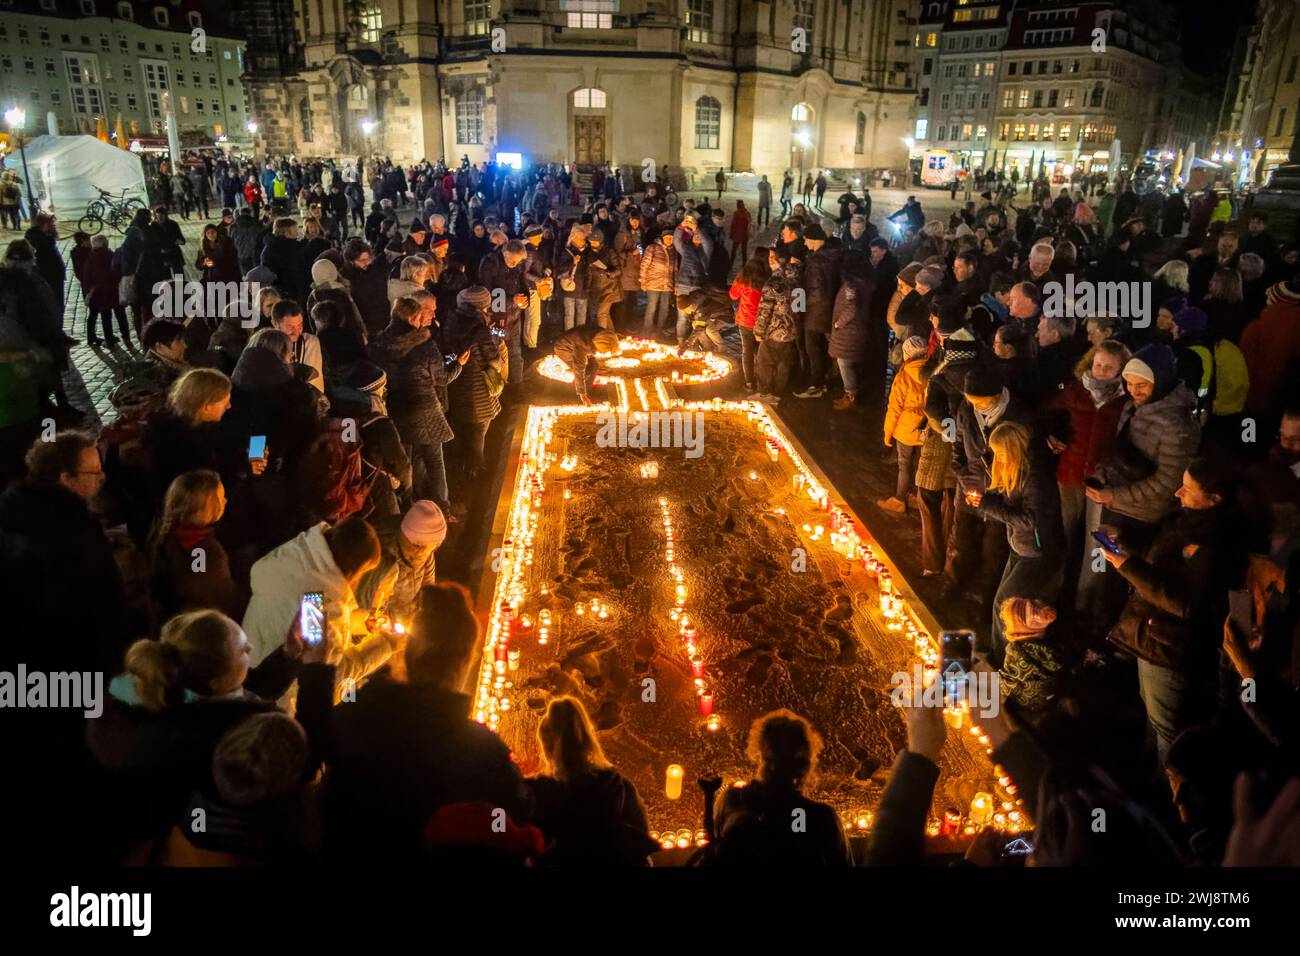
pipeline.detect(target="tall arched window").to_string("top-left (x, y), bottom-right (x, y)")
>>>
top-left (694, 95), bottom-right (720, 149)
top-left (457, 88), bottom-right (484, 144)
top-left (299, 98), bottom-right (312, 141)
top-left (573, 88), bottom-right (606, 109)
top-left (791, 103), bottom-right (812, 122)
top-left (854, 111), bottom-right (865, 153)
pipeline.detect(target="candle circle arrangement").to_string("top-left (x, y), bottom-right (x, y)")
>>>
top-left (535, 336), bottom-right (732, 388)
top-left (475, 401), bottom-right (1031, 847)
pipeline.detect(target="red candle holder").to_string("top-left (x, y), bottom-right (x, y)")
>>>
top-left (699, 693), bottom-right (714, 717)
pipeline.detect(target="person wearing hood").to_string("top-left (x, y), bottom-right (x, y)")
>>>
top-left (878, 335), bottom-right (929, 513)
top-left (582, 229), bottom-right (623, 331)
top-left (342, 238), bottom-right (393, 336)
top-left (306, 255), bottom-right (367, 342)
top-left (1104, 457), bottom-right (1252, 765)
top-left (673, 215), bottom-right (714, 342)
top-left (527, 696), bottom-right (657, 866)
top-left (443, 286), bottom-right (504, 478)
top-left (354, 500), bottom-right (447, 626)
top-left (370, 297), bottom-right (467, 512)
top-left (231, 207), bottom-right (268, 277)
top-left (1045, 339), bottom-right (1131, 613)
top-left (553, 327), bottom-right (619, 405)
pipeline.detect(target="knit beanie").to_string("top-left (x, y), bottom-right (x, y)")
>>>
top-left (902, 335), bottom-right (929, 361)
top-left (310, 258), bottom-right (339, 285)
top-left (1266, 279), bottom-right (1300, 306)
top-left (1124, 343), bottom-right (1176, 395)
top-left (401, 500), bottom-right (448, 549)
top-left (457, 285), bottom-right (492, 310)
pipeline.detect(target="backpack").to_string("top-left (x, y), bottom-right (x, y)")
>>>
top-left (299, 418), bottom-right (378, 522)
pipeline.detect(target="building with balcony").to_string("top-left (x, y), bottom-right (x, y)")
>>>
top-left (232, 0), bottom-right (919, 182)
top-left (0, 0), bottom-right (247, 145)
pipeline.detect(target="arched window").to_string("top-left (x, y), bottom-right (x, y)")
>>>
top-left (573, 88), bottom-right (606, 109)
top-left (694, 95), bottom-right (720, 150)
top-left (117, 1), bottom-right (132, 18)
top-left (457, 87), bottom-right (484, 144)
top-left (299, 98), bottom-right (312, 141)
top-left (854, 111), bottom-right (865, 154)
top-left (153, 6), bottom-right (169, 26)
top-left (791, 103), bottom-right (812, 122)
top-left (187, 11), bottom-right (202, 28)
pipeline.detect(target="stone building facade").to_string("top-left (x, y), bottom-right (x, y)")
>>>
top-left (233, 0), bottom-right (918, 182)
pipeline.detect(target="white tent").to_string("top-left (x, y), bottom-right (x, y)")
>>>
top-left (21, 134), bottom-right (148, 221)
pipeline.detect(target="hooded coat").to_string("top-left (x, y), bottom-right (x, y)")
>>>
top-left (753, 262), bottom-right (803, 344)
top-left (369, 320), bottom-right (462, 446)
top-left (828, 274), bottom-right (874, 361)
top-left (801, 246), bottom-right (842, 334)
top-left (1096, 360), bottom-right (1200, 525)
top-left (443, 304), bottom-right (503, 423)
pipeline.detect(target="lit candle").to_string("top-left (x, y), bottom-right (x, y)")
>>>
top-left (665, 764), bottom-right (684, 800)
top-left (507, 648), bottom-right (521, 671)
top-left (699, 693), bottom-right (714, 716)
top-left (691, 654), bottom-right (704, 678)
top-left (563, 488), bottom-right (572, 500)
top-left (748, 470), bottom-right (758, 481)
top-left (706, 714), bottom-right (720, 731)
top-left (969, 792), bottom-right (993, 825)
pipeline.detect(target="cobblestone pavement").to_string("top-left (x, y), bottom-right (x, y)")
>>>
top-left (1, 183), bottom-right (975, 428)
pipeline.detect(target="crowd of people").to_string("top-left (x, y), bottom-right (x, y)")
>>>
top-left (1, 147), bottom-right (1299, 868)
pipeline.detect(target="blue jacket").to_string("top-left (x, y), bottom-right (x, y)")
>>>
top-left (672, 226), bottom-right (713, 293)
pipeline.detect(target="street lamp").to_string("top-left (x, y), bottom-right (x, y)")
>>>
top-left (246, 118), bottom-right (258, 136)
top-left (4, 106), bottom-right (37, 221)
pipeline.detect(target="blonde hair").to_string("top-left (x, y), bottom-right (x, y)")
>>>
top-left (255, 286), bottom-right (283, 319)
top-left (302, 216), bottom-right (324, 239)
top-left (1153, 259), bottom-right (1190, 292)
top-left (167, 368), bottom-right (231, 422)
top-left (391, 296), bottom-right (423, 324)
top-left (1074, 338), bottom-right (1132, 378)
top-left (746, 709), bottom-right (822, 790)
top-left (987, 421), bottom-right (1031, 495)
top-left (537, 696), bottom-right (611, 780)
top-left (124, 610), bottom-right (242, 711)
top-left (400, 254), bottom-right (431, 282)
top-left (159, 469), bottom-right (222, 536)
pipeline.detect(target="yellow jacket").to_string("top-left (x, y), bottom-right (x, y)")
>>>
top-left (885, 357), bottom-right (928, 446)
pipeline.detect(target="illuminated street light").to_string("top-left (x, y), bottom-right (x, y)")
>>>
top-left (4, 106), bottom-right (38, 218)
top-left (361, 118), bottom-right (377, 137)
top-left (246, 119), bottom-right (258, 135)
top-left (902, 136), bottom-right (916, 150)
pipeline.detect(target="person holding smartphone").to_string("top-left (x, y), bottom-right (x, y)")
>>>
top-left (1104, 458), bottom-right (1254, 767)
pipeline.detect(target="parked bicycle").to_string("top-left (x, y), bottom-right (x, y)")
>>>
top-left (78, 185), bottom-right (147, 236)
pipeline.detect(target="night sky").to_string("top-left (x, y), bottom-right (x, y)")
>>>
top-left (1177, 0), bottom-right (1257, 76)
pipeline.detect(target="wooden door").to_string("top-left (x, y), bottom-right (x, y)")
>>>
top-left (575, 116), bottom-right (605, 165)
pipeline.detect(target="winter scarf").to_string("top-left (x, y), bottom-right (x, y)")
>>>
top-left (1081, 371), bottom-right (1125, 409)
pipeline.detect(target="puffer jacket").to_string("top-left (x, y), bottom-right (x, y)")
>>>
top-left (753, 262), bottom-right (803, 344)
top-left (1108, 504), bottom-right (1246, 671)
top-left (444, 305), bottom-right (503, 423)
top-left (639, 242), bottom-right (676, 293)
top-left (614, 226), bottom-right (643, 291)
top-left (802, 247), bottom-right (841, 334)
top-left (672, 226), bottom-right (713, 293)
top-left (828, 274), bottom-right (873, 360)
top-left (1051, 376), bottom-right (1127, 487)
top-left (1096, 383), bottom-right (1200, 525)
top-left (582, 243), bottom-right (619, 304)
top-left (369, 319), bottom-right (461, 446)
top-left (884, 357), bottom-right (927, 447)
top-left (555, 242), bottom-right (590, 301)
top-left (977, 460), bottom-right (1066, 559)
top-left (729, 278), bottom-right (762, 329)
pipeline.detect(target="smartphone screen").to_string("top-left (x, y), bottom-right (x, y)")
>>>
top-left (300, 592), bottom-right (324, 646)
top-left (248, 435), bottom-right (267, 460)
top-left (940, 629), bottom-right (974, 705)
top-left (1091, 529), bottom-right (1122, 555)
top-left (1228, 588), bottom-right (1255, 636)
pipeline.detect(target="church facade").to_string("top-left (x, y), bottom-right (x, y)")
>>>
top-left (233, 0), bottom-right (917, 182)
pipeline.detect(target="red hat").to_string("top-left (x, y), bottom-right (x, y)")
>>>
top-left (432, 236), bottom-right (450, 249)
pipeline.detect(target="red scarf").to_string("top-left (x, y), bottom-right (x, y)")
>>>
top-left (173, 523), bottom-right (213, 550)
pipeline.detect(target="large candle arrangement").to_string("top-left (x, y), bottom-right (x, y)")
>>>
top-left (476, 396), bottom-right (1028, 844)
